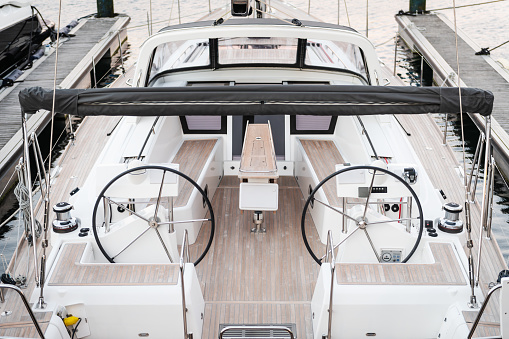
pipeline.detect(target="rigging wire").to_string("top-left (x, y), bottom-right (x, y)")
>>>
top-left (168, 0), bottom-right (176, 25)
top-left (343, 0), bottom-right (351, 26)
top-left (48, 0), bottom-right (63, 194)
top-left (337, 0), bottom-right (340, 24)
top-left (149, 0), bottom-right (153, 35)
top-left (450, 0), bottom-right (482, 306)
top-left (450, 1), bottom-right (467, 190)
top-left (365, 0), bottom-right (369, 37)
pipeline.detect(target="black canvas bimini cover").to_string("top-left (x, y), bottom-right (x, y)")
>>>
top-left (19, 85), bottom-right (493, 117)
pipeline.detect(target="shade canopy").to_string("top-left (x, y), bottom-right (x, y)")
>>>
top-left (19, 85), bottom-right (493, 117)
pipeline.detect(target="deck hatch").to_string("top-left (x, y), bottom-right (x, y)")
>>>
top-left (219, 324), bottom-right (297, 338)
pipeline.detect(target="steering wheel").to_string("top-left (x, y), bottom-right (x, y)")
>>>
top-left (92, 165), bottom-right (214, 266)
top-left (301, 165), bottom-right (423, 265)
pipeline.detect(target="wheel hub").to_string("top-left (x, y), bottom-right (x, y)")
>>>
top-left (356, 216), bottom-right (368, 229)
top-left (148, 217), bottom-right (160, 229)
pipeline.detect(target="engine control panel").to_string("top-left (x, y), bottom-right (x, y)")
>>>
top-left (380, 249), bottom-right (403, 263)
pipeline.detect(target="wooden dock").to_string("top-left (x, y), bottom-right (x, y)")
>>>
top-left (396, 12), bottom-right (509, 179)
top-left (0, 15), bottom-right (130, 193)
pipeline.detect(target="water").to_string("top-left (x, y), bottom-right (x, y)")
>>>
top-left (1, 0), bottom-right (509, 273)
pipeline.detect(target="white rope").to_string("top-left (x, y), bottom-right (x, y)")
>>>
top-left (14, 167), bottom-right (41, 240)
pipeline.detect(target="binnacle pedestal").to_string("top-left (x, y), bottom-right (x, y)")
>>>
top-left (238, 123), bottom-right (279, 233)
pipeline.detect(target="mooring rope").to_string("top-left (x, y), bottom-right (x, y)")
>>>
top-left (429, 0), bottom-right (506, 11)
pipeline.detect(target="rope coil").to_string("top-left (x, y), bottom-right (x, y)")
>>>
top-left (14, 164), bottom-right (41, 243)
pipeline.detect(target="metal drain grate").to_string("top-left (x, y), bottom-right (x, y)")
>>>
top-left (218, 324), bottom-right (296, 339)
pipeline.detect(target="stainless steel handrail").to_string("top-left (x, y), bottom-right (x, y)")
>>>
top-left (180, 230), bottom-right (190, 339)
top-left (467, 283), bottom-right (501, 339)
top-left (466, 133), bottom-right (484, 202)
top-left (476, 115), bottom-right (493, 286)
top-left (0, 284), bottom-right (45, 338)
top-left (325, 230), bottom-right (335, 339)
top-left (219, 325), bottom-right (295, 339)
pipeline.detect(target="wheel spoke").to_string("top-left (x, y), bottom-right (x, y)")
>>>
top-left (153, 170), bottom-right (166, 220)
top-left (362, 169), bottom-right (377, 221)
top-left (363, 228), bottom-right (381, 262)
top-left (112, 225), bottom-right (152, 260)
top-left (314, 198), bottom-right (358, 223)
top-left (159, 218), bottom-right (211, 225)
top-left (320, 226), bottom-right (360, 261)
top-left (366, 216), bottom-right (421, 226)
top-left (154, 228), bottom-right (174, 262)
top-left (105, 197), bottom-right (149, 222)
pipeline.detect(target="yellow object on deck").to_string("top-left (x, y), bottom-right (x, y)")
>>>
top-left (64, 316), bottom-right (79, 326)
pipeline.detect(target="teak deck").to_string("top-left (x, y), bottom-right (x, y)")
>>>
top-left (0, 114), bottom-right (505, 338)
top-left (239, 124), bottom-right (278, 180)
top-left (398, 113), bottom-right (507, 336)
top-left (48, 243), bottom-right (179, 286)
top-left (192, 176), bottom-right (322, 339)
top-left (171, 139), bottom-right (218, 207)
top-left (337, 243), bottom-right (466, 285)
top-left (300, 139), bottom-right (345, 207)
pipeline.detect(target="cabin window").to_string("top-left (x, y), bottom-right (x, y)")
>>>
top-left (148, 39), bottom-right (210, 83)
top-left (218, 37), bottom-right (298, 65)
top-left (179, 116), bottom-right (227, 134)
top-left (290, 115), bottom-right (338, 134)
top-left (305, 40), bottom-right (368, 80)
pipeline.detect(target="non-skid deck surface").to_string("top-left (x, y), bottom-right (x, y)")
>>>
top-left (337, 243), bottom-right (466, 285)
top-left (300, 139), bottom-right (344, 207)
top-left (171, 139), bottom-right (217, 207)
top-left (192, 176), bottom-right (324, 339)
top-left (48, 243), bottom-right (179, 286)
top-left (398, 113), bottom-right (507, 337)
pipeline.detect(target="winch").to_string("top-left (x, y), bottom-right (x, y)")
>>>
top-left (52, 202), bottom-right (80, 233)
top-left (438, 202), bottom-right (463, 233)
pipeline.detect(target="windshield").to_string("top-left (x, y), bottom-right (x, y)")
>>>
top-left (147, 37), bottom-right (368, 84)
top-left (218, 37), bottom-right (298, 64)
top-left (305, 39), bottom-right (368, 79)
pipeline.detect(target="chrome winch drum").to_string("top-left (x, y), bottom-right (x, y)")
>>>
top-left (52, 202), bottom-right (80, 233)
top-left (438, 202), bottom-right (463, 234)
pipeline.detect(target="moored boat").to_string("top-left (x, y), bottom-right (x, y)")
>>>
top-left (0, 1), bottom-right (505, 338)
top-left (0, 0), bottom-right (54, 85)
